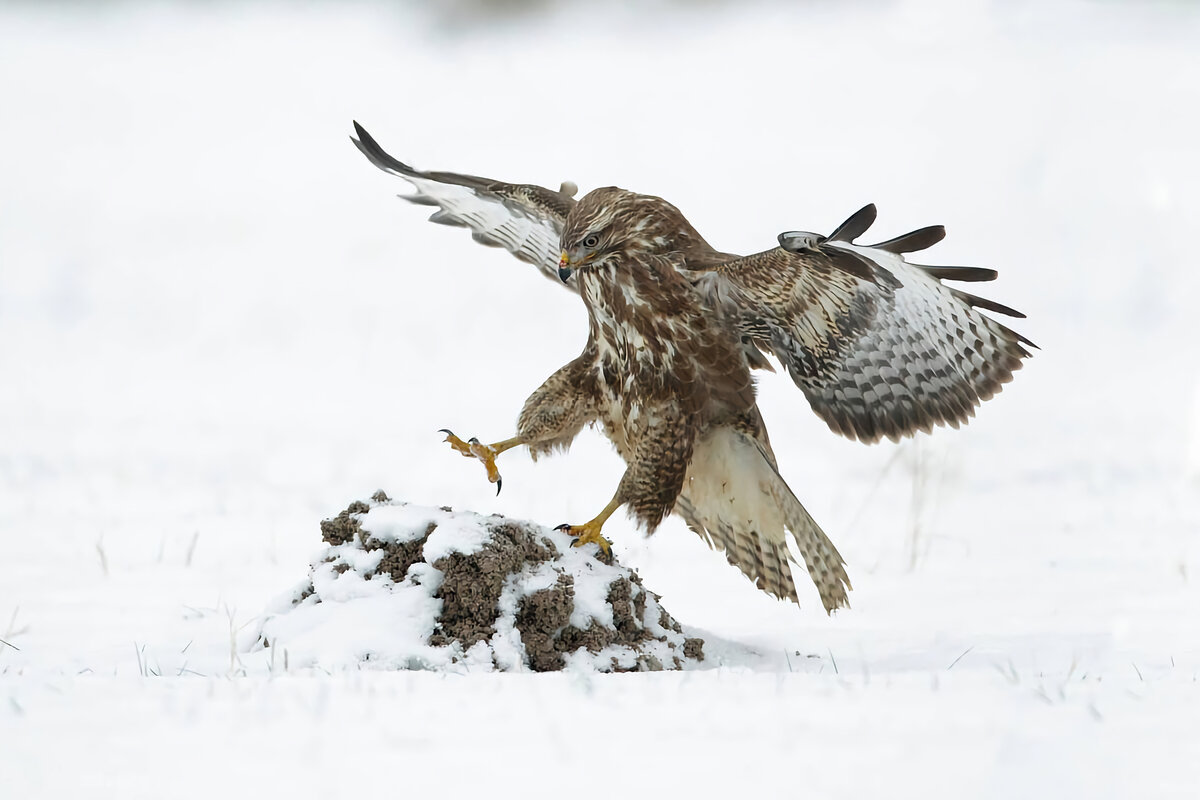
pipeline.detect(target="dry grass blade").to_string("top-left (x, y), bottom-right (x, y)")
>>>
top-left (185, 531), bottom-right (200, 567)
top-left (95, 536), bottom-right (109, 577)
top-left (947, 646), bottom-right (974, 670)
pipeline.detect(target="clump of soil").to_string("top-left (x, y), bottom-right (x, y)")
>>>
top-left (272, 494), bottom-right (703, 673)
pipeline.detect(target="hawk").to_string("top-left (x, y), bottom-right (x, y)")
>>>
top-left (351, 122), bottom-right (1033, 613)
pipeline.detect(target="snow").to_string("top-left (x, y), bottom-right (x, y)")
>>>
top-left (352, 503), bottom-right (439, 545)
top-left (2, 0), bottom-right (1199, 797)
top-left (257, 565), bottom-right (445, 671)
top-left (362, 502), bottom-right (496, 559)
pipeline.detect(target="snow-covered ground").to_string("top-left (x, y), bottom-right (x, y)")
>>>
top-left (2, 0), bottom-right (1198, 796)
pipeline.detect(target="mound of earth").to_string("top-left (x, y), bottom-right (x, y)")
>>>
top-left (245, 492), bottom-right (704, 672)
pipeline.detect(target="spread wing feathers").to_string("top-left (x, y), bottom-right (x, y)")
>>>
top-left (675, 427), bottom-right (851, 613)
top-left (867, 224), bottom-right (946, 253)
top-left (827, 202), bottom-right (878, 243)
top-left (350, 121), bottom-right (577, 287)
top-left (703, 207), bottom-right (1035, 443)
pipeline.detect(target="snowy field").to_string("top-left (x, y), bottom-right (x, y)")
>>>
top-left (2, 0), bottom-right (1198, 796)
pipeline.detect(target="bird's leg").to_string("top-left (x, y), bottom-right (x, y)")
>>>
top-left (555, 419), bottom-right (691, 559)
top-left (439, 430), bottom-right (525, 495)
top-left (555, 494), bottom-right (624, 558)
top-left (440, 353), bottom-right (596, 496)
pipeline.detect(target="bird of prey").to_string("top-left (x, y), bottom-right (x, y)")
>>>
top-left (350, 121), bottom-right (1033, 614)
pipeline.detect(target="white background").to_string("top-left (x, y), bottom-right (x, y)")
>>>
top-left (1, 1), bottom-right (1197, 797)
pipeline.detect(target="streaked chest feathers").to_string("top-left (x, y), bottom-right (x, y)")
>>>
top-left (577, 266), bottom-right (689, 446)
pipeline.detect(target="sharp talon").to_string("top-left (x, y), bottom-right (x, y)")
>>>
top-left (468, 437), bottom-right (480, 445)
top-left (438, 428), bottom-right (453, 435)
top-left (495, 478), bottom-right (502, 496)
top-left (554, 524), bottom-right (571, 532)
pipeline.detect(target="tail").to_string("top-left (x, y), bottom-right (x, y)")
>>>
top-left (674, 427), bottom-right (851, 614)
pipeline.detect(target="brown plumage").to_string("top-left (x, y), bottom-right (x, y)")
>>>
top-left (352, 122), bottom-right (1034, 614)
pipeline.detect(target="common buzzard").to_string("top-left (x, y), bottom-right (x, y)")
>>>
top-left (351, 122), bottom-right (1033, 613)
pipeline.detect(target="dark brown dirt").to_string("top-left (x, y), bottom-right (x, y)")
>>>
top-left (429, 521), bottom-right (556, 649)
top-left (319, 500), bottom-right (369, 546)
top-left (516, 574), bottom-right (574, 671)
top-left (365, 521), bottom-right (432, 582)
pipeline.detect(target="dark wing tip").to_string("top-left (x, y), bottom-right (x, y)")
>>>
top-left (917, 265), bottom-right (1000, 283)
top-left (349, 121), bottom-right (419, 177)
top-left (950, 288), bottom-right (1027, 319)
top-left (869, 225), bottom-right (947, 254)
top-left (827, 203), bottom-right (878, 243)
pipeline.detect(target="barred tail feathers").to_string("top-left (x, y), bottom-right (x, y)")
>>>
top-left (675, 427), bottom-right (851, 613)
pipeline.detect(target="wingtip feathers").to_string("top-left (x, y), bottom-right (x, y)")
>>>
top-left (868, 225), bottom-right (947, 254)
top-left (348, 121), bottom-right (420, 177)
top-left (917, 265), bottom-right (999, 283)
top-left (827, 203), bottom-right (878, 243)
top-left (949, 288), bottom-right (1027, 318)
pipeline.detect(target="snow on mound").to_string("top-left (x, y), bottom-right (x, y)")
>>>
top-left (245, 492), bottom-right (704, 672)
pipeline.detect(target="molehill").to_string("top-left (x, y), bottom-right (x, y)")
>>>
top-left (247, 492), bottom-right (704, 672)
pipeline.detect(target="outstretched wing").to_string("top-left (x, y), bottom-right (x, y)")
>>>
top-left (698, 204), bottom-right (1035, 443)
top-left (351, 121), bottom-right (578, 287)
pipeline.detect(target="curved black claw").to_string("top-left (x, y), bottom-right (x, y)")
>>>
top-left (496, 477), bottom-right (502, 496)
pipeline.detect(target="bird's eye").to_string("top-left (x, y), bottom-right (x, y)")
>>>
top-left (582, 234), bottom-right (600, 249)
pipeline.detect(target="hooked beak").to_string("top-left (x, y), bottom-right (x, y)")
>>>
top-left (558, 250), bottom-right (572, 283)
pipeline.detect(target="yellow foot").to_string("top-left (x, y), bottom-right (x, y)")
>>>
top-left (555, 521), bottom-right (614, 559)
top-left (439, 429), bottom-right (503, 495)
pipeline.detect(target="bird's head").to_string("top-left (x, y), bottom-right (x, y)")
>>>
top-left (558, 187), bottom-right (691, 282)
